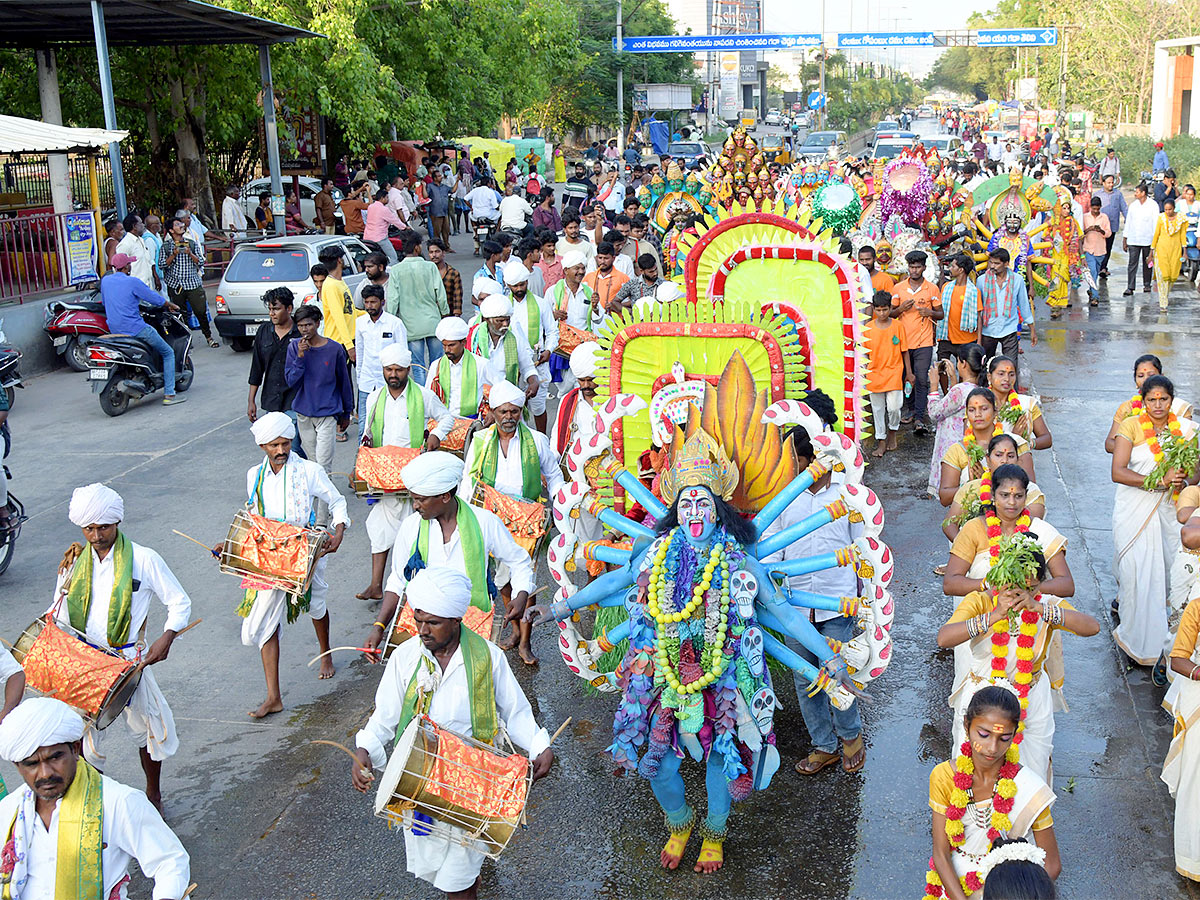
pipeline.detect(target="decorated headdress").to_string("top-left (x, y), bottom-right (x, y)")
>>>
top-left (665, 162), bottom-right (684, 182)
top-left (659, 429), bottom-right (739, 505)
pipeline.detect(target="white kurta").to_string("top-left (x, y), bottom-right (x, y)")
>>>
top-left (425, 352), bottom-right (487, 418)
top-left (355, 635), bottom-right (550, 893)
top-left (0, 773), bottom-right (190, 900)
top-left (478, 329), bottom-right (537, 391)
top-left (549, 395), bottom-right (601, 542)
top-left (461, 426), bottom-right (564, 503)
top-left (49, 542), bottom-right (191, 762)
top-left (240, 454), bottom-right (351, 648)
top-left (509, 293), bottom-right (557, 414)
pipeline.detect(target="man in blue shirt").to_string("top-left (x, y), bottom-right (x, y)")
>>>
top-left (1095, 174), bottom-right (1129, 277)
top-left (100, 253), bottom-right (186, 405)
top-left (1154, 142), bottom-right (1170, 173)
top-left (978, 247), bottom-right (1037, 361)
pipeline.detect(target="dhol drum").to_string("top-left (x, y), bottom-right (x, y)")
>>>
top-left (374, 715), bottom-right (531, 859)
top-left (219, 509), bottom-right (326, 595)
top-left (469, 482), bottom-right (550, 559)
top-left (353, 446), bottom-right (423, 496)
top-left (386, 603), bottom-right (496, 658)
top-left (431, 417), bottom-right (477, 456)
top-left (12, 617), bottom-right (141, 729)
top-left (554, 322), bottom-right (596, 360)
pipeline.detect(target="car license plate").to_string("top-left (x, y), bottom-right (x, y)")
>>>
top-left (245, 324), bottom-right (261, 337)
top-left (89, 368), bottom-right (109, 381)
top-left (52, 335), bottom-right (68, 347)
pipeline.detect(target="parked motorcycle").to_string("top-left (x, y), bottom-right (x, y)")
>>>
top-left (44, 291), bottom-right (109, 372)
top-left (0, 320), bottom-right (23, 411)
top-left (0, 421), bottom-right (24, 577)
top-left (85, 305), bottom-right (194, 417)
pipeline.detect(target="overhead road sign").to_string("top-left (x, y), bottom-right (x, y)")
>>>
top-left (837, 32), bottom-right (936, 48)
top-left (614, 33), bottom-right (821, 53)
top-left (976, 28), bottom-right (1058, 47)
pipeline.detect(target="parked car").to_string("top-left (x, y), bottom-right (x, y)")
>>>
top-left (764, 111), bottom-right (784, 126)
top-left (665, 141), bottom-right (711, 169)
top-left (213, 235), bottom-right (375, 350)
top-left (872, 139), bottom-right (917, 161)
top-left (794, 130), bottom-right (849, 162)
top-left (239, 176), bottom-right (344, 229)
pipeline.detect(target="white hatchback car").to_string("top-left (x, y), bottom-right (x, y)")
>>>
top-left (239, 176), bottom-right (344, 228)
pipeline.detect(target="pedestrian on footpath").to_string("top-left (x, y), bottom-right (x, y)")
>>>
top-left (978, 247), bottom-right (1036, 361)
top-left (427, 239), bottom-right (462, 317)
top-left (314, 177), bottom-right (338, 235)
top-left (1123, 183), bottom-right (1158, 296)
top-left (426, 167), bottom-right (452, 246)
top-left (354, 284), bottom-right (408, 440)
top-left (1082, 198), bottom-right (1112, 307)
top-left (247, 286), bottom-right (304, 456)
top-left (890, 250), bottom-right (943, 435)
top-left (1095, 174), bottom-right (1127, 278)
top-left (101, 254), bottom-right (186, 406)
top-left (384, 230), bottom-right (449, 379)
top-left (159, 217), bottom-right (219, 349)
top-left (284, 304), bottom-right (353, 525)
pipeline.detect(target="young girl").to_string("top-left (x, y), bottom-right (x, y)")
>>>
top-left (864, 290), bottom-right (913, 458)
top-left (985, 356), bottom-right (1052, 451)
top-left (939, 389), bottom-right (1035, 507)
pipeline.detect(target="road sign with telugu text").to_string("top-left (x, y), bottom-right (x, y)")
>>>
top-left (613, 33), bottom-right (821, 53)
top-left (976, 28), bottom-right (1058, 47)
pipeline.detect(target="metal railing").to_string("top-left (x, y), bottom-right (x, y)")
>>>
top-left (1, 155), bottom-right (116, 211)
top-left (0, 209), bottom-right (92, 303)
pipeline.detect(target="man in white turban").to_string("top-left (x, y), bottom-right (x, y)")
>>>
top-left (427, 317), bottom-right (486, 419)
top-left (461, 378), bottom-right (562, 666)
top-left (504, 261), bottom-right (556, 432)
top-left (353, 280), bottom-right (408, 442)
top-left (363, 452), bottom-right (536, 666)
top-left (356, 339), bottom-right (453, 601)
top-left (52, 483), bottom-right (192, 809)
top-left (469, 292), bottom-right (538, 402)
top-left (352, 567), bottom-right (553, 898)
top-left (240, 409), bottom-right (349, 718)
top-left (0, 698), bottom-right (191, 900)
top-left (548, 247), bottom-right (595, 394)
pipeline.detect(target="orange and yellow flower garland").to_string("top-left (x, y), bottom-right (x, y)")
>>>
top-left (1139, 410), bottom-right (1184, 497)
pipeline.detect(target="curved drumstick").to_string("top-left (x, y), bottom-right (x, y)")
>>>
top-left (307, 646), bottom-right (382, 667)
top-left (311, 739), bottom-right (375, 780)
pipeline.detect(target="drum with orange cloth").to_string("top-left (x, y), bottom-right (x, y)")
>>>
top-left (352, 445), bottom-right (423, 497)
top-left (468, 482), bottom-right (550, 560)
top-left (219, 509), bottom-right (326, 595)
top-left (553, 322), bottom-right (596, 360)
top-left (430, 417), bottom-right (476, 456)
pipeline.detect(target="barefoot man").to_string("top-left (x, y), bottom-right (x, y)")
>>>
top-left (238, 411), bottom-right (348, 717)
top-left (51, 483), bottom-right (191, 810)
top-left (352, 567), bottom-right (553, 900)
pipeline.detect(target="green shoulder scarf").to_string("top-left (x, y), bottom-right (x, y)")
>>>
top-left (473, 423), bottom-right (542, 502)
top-left (515, 296), bottom-right (540, 349)
top-left (472, 326), bottom-right (519, 385)
top-left (56, 759), bottom-right (104, 900)
top-left (370, 382), bottom-right (425, 448)
top-left (394, 623), bottom-right (497, 744)
top-left (66, 532), bottom-right (133, 647)
top-left (435, 352), bottom-right (479, 416)
top-left (415, 498), bottom-right (491, 612)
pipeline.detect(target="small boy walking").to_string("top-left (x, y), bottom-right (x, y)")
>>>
top-left (864, 290), bottom-right (912, 458)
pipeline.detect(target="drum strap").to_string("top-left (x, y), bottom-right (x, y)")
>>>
top-left (411, 499), bottom-right (492, 612)
top-left (395, 624), bottom-right (497, 745)
top-left (476, 424), bottom-right (542, 502)
top-left (435, 353), bottom-right (478, 417)
top-left (65, 531), bottom-right (134, 648)
top-left (472, 327), bottom-right (519, 387)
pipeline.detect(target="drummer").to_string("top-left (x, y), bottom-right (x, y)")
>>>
top-left (0, 698), bottom-right (191, 900)
top-left (461, 381), bottom-right (563, 664)
top-left (50, 483), bottom-right (191, 811)
top-left (239, 412), bottom-right (349, 718)
top-left (503, 262), bottom-right (556, 433)
top-left (469, 290), bottom-right (539, 403)
top-left (351, 567), bottom-right (553, 900)
top-left (550, 342), bottom-right (605, 546)
top-left (363, 452), bottom-right (535, 658)
top-left (357, 343), bottom-right (455, 602)
top-left (426, 317), bottom-right (486, 419)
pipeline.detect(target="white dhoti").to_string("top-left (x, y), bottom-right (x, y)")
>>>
top-left (239, 557), bottom-right (330, 648)
top-left (366, 495), bottom-right (413, 554)
top-left (1113, 484), bottom-right (1179, 665)
top-left (527, 362), bottom-right (550, 416)
top-left (1162, 676), bottom-right (1200, 880)
top-left (84, 666), bottom-right (178, 764)
top-left (404, 824), bottom-right (486, 892)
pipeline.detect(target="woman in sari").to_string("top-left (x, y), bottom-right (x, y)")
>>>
top-left (1152, 198), bottom-right (1187, 311)
top-left (1111, 374), bottom-right (1199, 666)
top-left (1105, 354), bottom-right (1193, 454)
top-left (1164, 488), bottom-right (1200, 704)
top-left (943, 435), bottom-right (1046, 543)
top-left (1164, 587), bottom-right (1200, 882)
top-left (927, 343), bottom-right (986, 498)
top-left (924, 685), bottom-right (1060, 900)
top-left (939, 389), bottom-right (1035, 508)
top-left (985, 355), bottom-right (1052, 451)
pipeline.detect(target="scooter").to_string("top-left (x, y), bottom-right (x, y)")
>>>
top-left (471, 216), bottom-right (498, 255)
top-left (44, 291), bottom-right (109, 372)
top-left (1185, 222), bottom-right (1200, 285)
top-left (0, 320), bottom-right (22, 411)
top-left (85, 305), bottom-right (194, 417)
top-left (0, 422), bottom-right (26, 577)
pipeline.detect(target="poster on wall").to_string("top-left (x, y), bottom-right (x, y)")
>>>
top-left (258, 92), bottom-right (322, 176)
top-left (63, 212), bottom-right (98, 284)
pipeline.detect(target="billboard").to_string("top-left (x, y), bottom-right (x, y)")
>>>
top-left (720, 52), bottom-right (739, 119)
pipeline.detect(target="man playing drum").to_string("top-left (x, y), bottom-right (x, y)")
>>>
top-left (357, 343), bottom-right (454, 602)
top-left (239, 412), bottom-right (349, 718)
top-left (0, 698), bottom-right (191, 900)
top-left (462, 381), bottom-right (563, 664)
top-left (502, 263), bottom-right (556, 434)
top-left (426, 317), bottom-right (486, 419)
top-left (362, 452), bottom-right (534, 658)
top-left (50, 483), bottom-right (191, 810)
top-left (469, 291), bottom-right (539, 402)
top-left (351, 567), bottom-right (553, 900)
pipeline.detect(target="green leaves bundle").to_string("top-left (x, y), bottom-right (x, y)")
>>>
top-left (984, 532), bottom-right (1042, 591)
top-left (1143, 431), bottom-right (1200, 492)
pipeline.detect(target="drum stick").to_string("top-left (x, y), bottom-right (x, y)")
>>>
top-left (548, 717), bottom-right (572, 746)
top-left (172, 529), bottom-right (219, 558)
top-left (174, 618), bottom-right (203, 638)
top-left (307, 646), bottom-right (382, 667)
top-left (182, 884), bottom-right (198, 899)
top-left (311, 739), bottom-right (375, 780)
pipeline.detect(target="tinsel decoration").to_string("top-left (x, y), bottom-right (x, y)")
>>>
top-left (810, 182), bottom-right (863, 236)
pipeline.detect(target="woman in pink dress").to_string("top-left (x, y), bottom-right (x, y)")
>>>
top-left (926, 343), bottom-right (985, 498)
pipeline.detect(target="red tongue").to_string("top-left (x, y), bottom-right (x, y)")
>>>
top-left (689, 521), bottom-right (703, 538)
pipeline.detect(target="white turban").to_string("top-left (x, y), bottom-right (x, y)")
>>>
top-left (380, 343), bottom-right (412, 368)
top-left (475, 278), bottom-right (504, 299)
top-left (480, 294), bottom-right (513, 319)
top-left (251, 410), bottom-right (296, 445)
top-left (407, 567), bottom-right (472, 619)
top-left (0, 698), bottom-right (85, 762)
top-left (489, 380), bottom-right (526, 409)
top-left (436, 317), bottom-right (469, 342)
top-left (570, 341), bottom-right (601, 379)
top-left (503, 263), bottom-right (531, 286)
top-left (401, 451), bottom-right (464, 496)
top-left (561, 250), bottom-right (587, 271)
top-left (655, 281), bottom-right (684, 303)
top-left (68, 483), bottom-right (123, 527)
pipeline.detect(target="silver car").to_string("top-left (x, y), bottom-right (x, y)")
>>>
top-left (214, 235), bottom-right (376, 350)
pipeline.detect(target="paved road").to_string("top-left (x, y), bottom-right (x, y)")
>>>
top-left (2, 173), bottom-right (1199, 899)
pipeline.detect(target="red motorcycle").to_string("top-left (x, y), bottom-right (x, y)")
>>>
top-left (44, 291), bottom-right (109, 372)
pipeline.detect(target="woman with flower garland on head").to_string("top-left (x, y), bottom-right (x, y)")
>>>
top-left (1111, 374), bottom-right (1200, 667)
top-left (985, 356), bottom-right (1052, 451)
top-left (943, 435), bottom-right (1047, 544)
top-left (924, 685), bottom-right (1060, 900)
top-left (939, 389), bottom-right (1035, 508)
top-left (926, 343), bottom-right (987, 498)
top-left (1105, 354), bottom-right (1194, 454)
top-left (977, 838), bottom-right (1057, 899)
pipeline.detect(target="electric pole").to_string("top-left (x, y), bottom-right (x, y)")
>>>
top-left (617, 0), bottom-right (625, 155)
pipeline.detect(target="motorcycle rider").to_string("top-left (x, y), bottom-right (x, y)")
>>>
top-left (466, 176), bottom-right (502, 256)
top-left (100, 253), bottom-right (187, 406)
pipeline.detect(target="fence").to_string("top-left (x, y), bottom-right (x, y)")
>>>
top-left (0, 154), bottom-right (116, 211)
top-left (0, 209), bottom-right (93, 303)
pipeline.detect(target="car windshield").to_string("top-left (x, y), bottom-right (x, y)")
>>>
top-left (224, 246), bottom-right (310, 283)
top-left (876, 121), bottom-right (899, 130)
top-left (802, 132), bottom-right (839, 148)
top-left (926, 137), bottom-right (955, 148)
top-left (668, 143), bottom-right (703, 156)
top-left (874, 142), bottom-right (914, 158)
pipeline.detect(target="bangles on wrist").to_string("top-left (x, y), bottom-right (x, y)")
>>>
top-left (966, 612), bottom-right (992, 639)
top-left (1040, 601), bottom-right (1064, 626)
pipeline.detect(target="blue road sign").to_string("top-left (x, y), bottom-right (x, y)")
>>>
top-left (808, 91), bottom-right (827, 111)
top-left (837, 32), bottom-right (936, 48)
top-left (613, 33), bottom-right (821, 53)
top-left (976, 27), bottom-right (1058, 47)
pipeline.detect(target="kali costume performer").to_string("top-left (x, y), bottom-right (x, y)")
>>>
top-left (364, 452), bottom-right (536, 656)
top-left (351, 568), bottom-right (552, 899)
top-left (1044, 189), bottom-right (1083, 318)
top-left (462, 381), bottom-right (563, 664)
top-left (238, 412), bottom-right (349, 717)
top-left (1111, 375), bottom-right (1199, 667)
top-left (0, 698), bottom-right (191, 900)
top-left (1162, 595), bottom-right (1200, 881)
top-left (924, 685), bottom-right (1060, 900)
top-left (358, 343), bottom-right (454, 601)
top-left (550, 342), bottom-right (604, 546)
top-left (426, 317), bottom-right (486, 419)
top-left (50, 483), bottom-right (191, 808)
top-left (984, 355), bottom-right (1052, 451)
top-left (470, 291), bottom-right (539, 399)
top-left (503, 262), bottom-right (557, 432)
top-left (1104, 354), bottom-right (1193, 455)
top-left (940, 465), bottom-right (1098, 782)
top-left (938, 388), bottom-right (1034, 507)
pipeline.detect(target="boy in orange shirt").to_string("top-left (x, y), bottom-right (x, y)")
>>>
top-left (864, 290), bottom-right (913, 457)
top-left (891, 250), bottom-right (943, 434)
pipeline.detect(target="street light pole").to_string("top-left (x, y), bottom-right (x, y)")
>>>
top-left (616, 0), bottom-right (625, 155)
top-left (818, 0), bottom-right (826, 130)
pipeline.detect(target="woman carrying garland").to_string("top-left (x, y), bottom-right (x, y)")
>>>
top-left (1105, 354), bottom-right (1194, 454)
top-left (939, 389), bottom-right (1035, 508)
top-left (985, 356), bottom-right (1052, 451)
top-left (1111, 374), bottom-right (1199, 668)
top-left (943, 435), bottom-right (1046, 544)
top-left (926, 343), bottom-right (986, 498)
top-left (1163, 556), bottom-right (1200, 881)
top-left (924, 685), bottom-right (1061, 900)
top-left (940, 465), bottom-right (1097, 781)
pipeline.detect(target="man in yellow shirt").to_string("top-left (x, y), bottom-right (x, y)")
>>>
top-left (317, 246), bottom-right (357, 441)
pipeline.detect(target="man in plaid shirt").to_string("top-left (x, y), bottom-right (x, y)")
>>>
top-left (159, 216), bottom-right (218, 348)
top-left (612, 254), bottom-right (664, 309)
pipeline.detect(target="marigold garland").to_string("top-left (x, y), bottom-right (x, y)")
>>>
top-left (1129, 394), bottom-right (1142, 417)
top-left (1139, 410), bottom-right (1186, 497)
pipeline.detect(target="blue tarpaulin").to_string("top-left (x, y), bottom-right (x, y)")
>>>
top-left (646, 118), bottom-right (670, 155)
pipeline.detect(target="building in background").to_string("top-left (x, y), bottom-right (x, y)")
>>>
top-left (665, 0), bottom-right (766, 124)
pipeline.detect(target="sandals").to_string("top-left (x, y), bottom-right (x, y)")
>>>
top-left (335, 431), bottom-right (348, 442)
top-left (206, 337), bottom-right (220, 349)
top-left (842, 735), bottom-right (866, 773)
top-left (795, 749), bottom-right (840, 775)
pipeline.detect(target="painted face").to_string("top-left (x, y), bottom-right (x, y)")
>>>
top-left (677, 486), bottom-right (716, 543)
